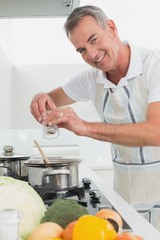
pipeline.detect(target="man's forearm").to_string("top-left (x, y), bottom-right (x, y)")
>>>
top-left (83, 121), bottom-right (160, 147)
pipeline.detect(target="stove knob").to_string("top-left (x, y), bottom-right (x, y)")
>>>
top-left (98, 204), bottom-right (112, 210)
top-left (89, 189), bottom-right (101, 200)
top-left (82, 178), bottom-right (91, 189)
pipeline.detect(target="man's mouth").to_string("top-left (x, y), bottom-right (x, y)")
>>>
top-left (94, 53), bottom-right (106, 63)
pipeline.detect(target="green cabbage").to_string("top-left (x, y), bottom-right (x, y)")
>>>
top-left (0, 176), bottom-right (46, 240)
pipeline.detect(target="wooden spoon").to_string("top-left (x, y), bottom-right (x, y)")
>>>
top-left (34, 139), bottom-right (50, 164)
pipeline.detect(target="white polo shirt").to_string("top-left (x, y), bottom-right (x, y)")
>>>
top-left (63, 42), bottom-right (160, 105)
top-left (62, 42), bottom-right (160, 208)
top-left (63, 42), bottom-right (160, 162)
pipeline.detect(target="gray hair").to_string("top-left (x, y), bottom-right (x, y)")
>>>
top-left (64, 5), bottom-right (109, 38)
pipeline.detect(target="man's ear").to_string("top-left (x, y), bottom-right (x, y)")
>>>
top-left (106, 19), bottom-right (117, 35)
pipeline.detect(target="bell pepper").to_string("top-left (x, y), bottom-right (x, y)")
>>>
top-left (73, 215), bottom-right (117, 240)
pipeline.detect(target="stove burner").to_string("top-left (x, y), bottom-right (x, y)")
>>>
top-left (34, 178), bottom-right (132, 232)
top-left (6, 171), bottom-right (28, 181)
top-left (65, 187), bottom-right (85, 199)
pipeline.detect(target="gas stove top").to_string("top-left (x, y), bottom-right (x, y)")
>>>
top-left (34, 177), bottom-right (132, 232)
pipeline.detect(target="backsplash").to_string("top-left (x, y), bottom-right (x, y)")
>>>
top-left (0, 128), bottom-right (112, 167)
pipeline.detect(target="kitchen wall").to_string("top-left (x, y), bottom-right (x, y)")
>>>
top-left (0, 64), bottom-right (113, 168)
top-left (2, 0), bottom-right (160, 182)
top-left (0, 0), bottom-right (144, 187)
top-left (0, 20), bottom-right (12, 128)
top-left (12, 64), bottom-right (93, 129)
top-left (0, 0), bottom-right (160, 172)
top-left (0, 17), bottom-right (113, 170)
top-left (0, 49), bottom-right (113, 169)
top-left (0, 0), bottom-right (160, 181)
top-left (10, 63), bottom-right (112, 167)
top-left (0, 47), bottom-right (12, 128)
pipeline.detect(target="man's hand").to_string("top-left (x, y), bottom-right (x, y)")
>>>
top-left (41, 106), bottom-right (88, 136)
top-left (30, 93), bottom-right (56, 123)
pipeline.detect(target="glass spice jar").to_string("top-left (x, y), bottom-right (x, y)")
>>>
top-left (0, 209), bottom-right (21, 240)
top-left (43, 124), bottom-right (60, 139)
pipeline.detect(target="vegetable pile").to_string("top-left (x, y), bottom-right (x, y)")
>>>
top-left (27, 203), bottom-right (144, 240)
top-left (0, 176), bottom-right (144, 240)
top-left (27, 213), bottom-right (144, 240)
top-left (0, 176), bottom-right (46, 240)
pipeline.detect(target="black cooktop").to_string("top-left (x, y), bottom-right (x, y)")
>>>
top-left (34, 177), bottom-right (132, 232)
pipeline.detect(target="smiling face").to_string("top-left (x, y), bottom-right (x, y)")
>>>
top-left (69, 16), bottom-right (121, 73)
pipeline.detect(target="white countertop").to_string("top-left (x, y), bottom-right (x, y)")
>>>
top-left (89, 164), bottom-right (113, 170)
top-left (79, 162), bottom-right (160, 240)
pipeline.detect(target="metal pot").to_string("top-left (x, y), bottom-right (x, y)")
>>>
top-left (0, 146), bottom-right (30, 180)
top-left (25, 157), bottom-right (81, 191)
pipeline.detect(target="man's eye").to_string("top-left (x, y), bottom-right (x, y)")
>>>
top-left (91, 38), bottom-right (97, 44)
top-left (79, 48), bottom-right (85, 54)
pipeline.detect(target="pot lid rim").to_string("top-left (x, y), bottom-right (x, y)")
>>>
top-left (26, 157), bottom-right (82, 165)
top-left (0, 155), bottom-right (31, 160)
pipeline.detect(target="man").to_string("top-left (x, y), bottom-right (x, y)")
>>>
top-left (30, 5), bottom-right (160, 230)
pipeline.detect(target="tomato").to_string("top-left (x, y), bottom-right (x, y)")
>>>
top-left (63, 220), bottom-right (77, 240)
top-left (51, 238), bottom-right (64, 240)
top-left (47, 238), bottom-right (63, 240)
top-left (73, 215), bottom-right (117, 240)
top-left (96, 208), bottom-right (123, 232)
top-left (114, 232), bottom-right (144, 240)
top-left (27, 222), bottom-right (64, 240)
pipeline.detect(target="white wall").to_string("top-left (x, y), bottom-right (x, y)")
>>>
top-left (1, 0), bottom-right (160, 169)
top-left (10, 63), bottom-right (112, 166)
top-left (10, 0), bottom-right (160, 65)
top-left (12, 63), bottom-right (90, 128)
top-left (0, 20), bottom-right (12, 128)
top-left (0, 14), bottom-right (112, 168)
top-left (0, 47), bottom-right (12, 128)
top-left (81, 0), bottom-right (160, 49)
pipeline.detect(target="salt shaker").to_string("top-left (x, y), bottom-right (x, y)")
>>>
top-left (0, 209), bottom-right (21, 240)
top-left (43, 109), bottom-right (60, 139)
top-left (43, 124), bottom-right (60, 139)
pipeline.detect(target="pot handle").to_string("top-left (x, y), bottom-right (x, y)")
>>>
top-left (44, 168), bottom-right (70, 177)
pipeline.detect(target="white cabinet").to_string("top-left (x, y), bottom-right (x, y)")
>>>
top-left (90, 166), bottom-right (114, 189)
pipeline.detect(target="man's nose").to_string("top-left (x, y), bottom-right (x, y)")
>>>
top-left (86, 47), bottom-right (97, 61)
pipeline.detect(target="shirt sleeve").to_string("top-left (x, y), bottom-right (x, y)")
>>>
top-left (62, 68), bottom-right (97, 103)
top-left (145, 50), bottom-right (160, 104)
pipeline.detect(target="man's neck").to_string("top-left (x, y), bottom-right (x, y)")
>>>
top-left (106, 43), bottom-right (131, 85)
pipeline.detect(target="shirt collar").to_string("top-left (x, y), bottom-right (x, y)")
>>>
top-left (96, 41), bottom-right (143, 88)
